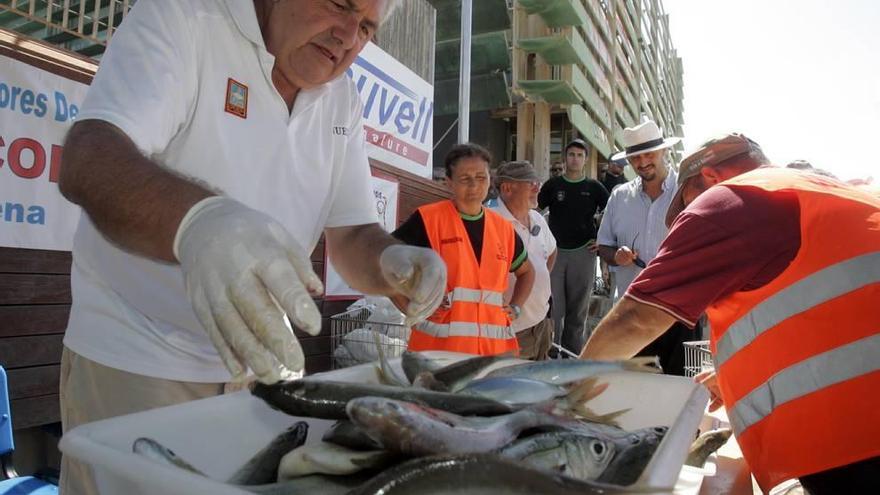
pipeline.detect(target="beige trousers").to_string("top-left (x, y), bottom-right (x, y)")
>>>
top-left (59, 348), bottom-right (248, 495)
top-left (516, 318), bottom-right (554, 361)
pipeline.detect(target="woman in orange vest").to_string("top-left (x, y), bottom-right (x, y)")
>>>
top-left (393, 143), bottom-right (535, 355)
top-left (580, 133), bottom-right (879, 494)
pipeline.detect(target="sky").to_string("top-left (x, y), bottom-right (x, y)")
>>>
top-left (663, 0), bottom-right (879, 181)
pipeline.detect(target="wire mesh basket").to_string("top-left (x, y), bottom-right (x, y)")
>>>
top-left (330, 306), bottom-right (409, 369)
top-left (683, 340), bottom-right (713, 378)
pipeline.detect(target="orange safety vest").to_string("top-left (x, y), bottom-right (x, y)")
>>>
top-left (408, 200), bottom-right (519, 355)
top-left (705, 168), bottom-right (880, 491)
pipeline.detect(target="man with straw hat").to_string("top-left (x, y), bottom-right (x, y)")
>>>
top-left (596, 120), bottom-right (693, 375)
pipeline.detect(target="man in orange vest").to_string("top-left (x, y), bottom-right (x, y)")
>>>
top-left (580, 133), bottom-right (879, 494)
top-left (393, 143), bottom-right (535, 355)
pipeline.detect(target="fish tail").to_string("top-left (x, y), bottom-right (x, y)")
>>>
top-left (573, 406), bottom-right (630, 427)
top-left (564, 377), bottom-right (609, 404)
top-left (621, 356), bottom-right (663, 374)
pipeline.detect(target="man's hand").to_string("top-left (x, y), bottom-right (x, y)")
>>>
top-left (175, 197), bottom-right (323, 384)
top-left (379, 245), bottom-right (446, 326)
top-left (695, 370), bottom-right (724, 411)
top-left (613, 246), bottom-right (639, 266)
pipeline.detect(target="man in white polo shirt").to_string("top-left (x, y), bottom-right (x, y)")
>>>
top-left (492, 161), bottom-right (557, 359)
top-left (57, 1), bottom-right (445, 493)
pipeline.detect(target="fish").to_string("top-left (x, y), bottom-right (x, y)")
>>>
top-left (132, 437), bottom-right (206, 476)
top-left (456, 376), bottom-right (568, 405)
top-left (347, 453), bottom-right (671, 495)
top-left (373, 329), bottom-right (410, 387)
top-left (498, 429), bottom-right (665, 485)
top-left (345, 396), bottom-right (582, 456)
top-left (322, 420), bottom-right (384, 451)
top-left (132, 436), bottom-right (371, 495)
top-left (277, 441), bottom-right (395, 479)
top-left (401, 350), bottom-right (446, 384)
top-left (685, 427), bottom-right (733, 467)
top-left (426, 352), bottom-right (517, 392)
top-left (484, 356), bottom-right (661, 385)
top-left (227, 422), bottom-right (309, 485)
top-left (251, 378), bottom-right (515, 420)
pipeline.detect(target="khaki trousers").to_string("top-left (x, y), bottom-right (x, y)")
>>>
top-left (59, 348), bottom-right (248, 495)
top-left (516, 318), bottom-right (554, 360)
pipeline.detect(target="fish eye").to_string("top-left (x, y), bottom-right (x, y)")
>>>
top-left (591, 441), bottom-right (606, 456)
top-left (653, 426), bottom-right (668, 434)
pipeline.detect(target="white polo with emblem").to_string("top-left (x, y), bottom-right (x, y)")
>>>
top-left (64, 0), bottom-right (377, 382)
top-left (491, 200), bottom-right (557, 332)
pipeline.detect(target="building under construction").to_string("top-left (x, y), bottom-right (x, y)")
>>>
top-left (430, 0), bottom-right (685, 179)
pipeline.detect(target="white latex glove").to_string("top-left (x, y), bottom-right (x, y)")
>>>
top-left (174, 197), bottom-right (323, 384)
top-left (378, 244), bottom-right (446, 327)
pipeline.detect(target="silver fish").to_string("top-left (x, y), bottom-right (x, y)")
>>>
top-left (685, 427), bottom-right (733, 467)
top-left (456, 376), bottom-right (568, 405)
top-left (401, 350), bottom-right (446, 384)
top-left (484, 356), bottom-right (661, 385)
top-left (499, 429), bottom-right (662, 486)
top-left (428, 352), bottom-right (517, 391)
top-left (346, 396), bottom-right (579, 456)
top-left (347, 454), bottom-right (671, 495)
top-left (322, 420), bottom-right (383, 451)
top-left (132, 436), bottom-right (370, 495)
top-left (228, 422), bottom-right (309, 484)
top-left (251, 378), bottom-right (514, 419)
top-left (277, 441), bottom-right (395, 479)
top-left (132, 437), bottom-right (205, 476)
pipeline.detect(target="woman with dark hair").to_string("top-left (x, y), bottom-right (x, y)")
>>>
top-left (393, 143), bottom-right (535, 355)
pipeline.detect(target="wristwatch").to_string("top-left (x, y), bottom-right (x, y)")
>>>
top-left (509, 303), bottom-right (522, 320)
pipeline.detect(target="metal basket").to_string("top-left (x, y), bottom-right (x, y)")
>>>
top-left (330, 307), bottom-right (409, 369)
top-left (683, 340), bottom-right (713, 378)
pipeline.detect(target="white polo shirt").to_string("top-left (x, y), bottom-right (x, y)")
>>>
top-left (64, 0), bottom-right (377, 382)
top-left (491, 200), bottom-right (557, 332)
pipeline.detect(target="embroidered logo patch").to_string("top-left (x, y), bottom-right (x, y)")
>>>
top-left (556, 190), bottom-right (565, 202)
top-left (224, 78), bottom-right (248, 118)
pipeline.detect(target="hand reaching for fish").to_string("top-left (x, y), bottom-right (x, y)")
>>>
top-left (379, 245), bottom-right (447, 327)
top-left (695, 370), bottom-right (723, 411)
top-left (175, 197), bottom-right (323, 384)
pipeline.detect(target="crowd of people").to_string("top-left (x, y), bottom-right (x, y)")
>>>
top-left (53, 0), bottom-right (877, 493)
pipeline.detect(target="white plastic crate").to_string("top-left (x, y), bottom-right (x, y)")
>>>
top-left (60, 352), bottom-right (710, 494)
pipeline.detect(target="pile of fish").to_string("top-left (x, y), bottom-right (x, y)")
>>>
top-left (133, 351), bottom-right (722, 494)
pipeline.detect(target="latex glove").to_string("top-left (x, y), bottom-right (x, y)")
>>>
top-left (695, 370), bottom-right (724, 411)
top-left (174, 197), bottom-right (323, 384)
top-left (379, 244), bottom-right (446, 327)
top-left (614, 246), bottom-right (639, 266)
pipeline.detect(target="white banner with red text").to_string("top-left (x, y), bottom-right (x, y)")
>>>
top-left (0, 54), bottom-right (86, 251)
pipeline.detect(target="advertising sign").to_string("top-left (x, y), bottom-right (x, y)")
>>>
top-left (347, 42), bottom-right (434, 179)
top-left (0, 55), bottom-right (87, 251)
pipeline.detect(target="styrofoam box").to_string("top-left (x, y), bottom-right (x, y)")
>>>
top-left (60, 352), bottom-right (709, 495)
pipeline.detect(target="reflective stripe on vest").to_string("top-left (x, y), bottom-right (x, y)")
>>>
top-left (716, 251), bottom-right (880, 367)
top-left (729, 333), bottom-right (880, 434)
top-left (449, 287), bottom-right (505, 307)
top-left (414, 320), bottom-right (515, 340)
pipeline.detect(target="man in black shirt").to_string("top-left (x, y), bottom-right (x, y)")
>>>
top-left (538, 139), bottom-right (609, 355)
top-left (601, 158), bottom-right (628, 193)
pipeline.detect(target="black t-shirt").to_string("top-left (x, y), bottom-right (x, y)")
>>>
top-left (601, 173), bottom-right (627, 193)
top-left (538, 175), bottom-right (609, 249)
top-left (392, 210), bottom-right (527, 272)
